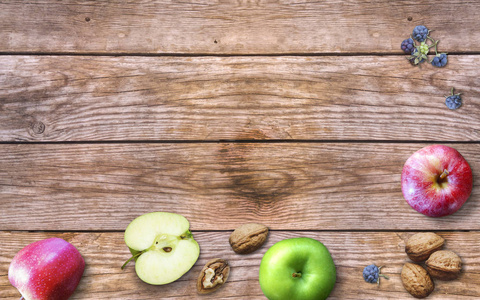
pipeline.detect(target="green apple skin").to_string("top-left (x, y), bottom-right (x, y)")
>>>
top-left (259, 237), bottom-right (336, 300)
top-left (124, 212), bottom-right (200, 285)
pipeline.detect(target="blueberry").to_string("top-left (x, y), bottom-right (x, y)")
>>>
top-left (412, 25), bottom-right (429, 42)
top-left (446, 95), bottom-right (462, 109)
top-left (431, 53), bottom-right (448, 67)
top-left (363, 265), bottom-right (379, 283)
top-left (401, 38), bottom-right (415, 54)
top-left (363, 264), bottom-right (389, 285)
top-left (445, 88), bottom-right (462, 109)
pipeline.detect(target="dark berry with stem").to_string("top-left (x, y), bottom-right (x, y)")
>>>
top-left (363, 264), bottom-right (389, 285)
top-left (445, 88), bottom-right (462, 109)
top-left (412, 25), bottom-right (429, 42)
top-left (401, 38), bottom-right (415, 54)
top-left (431, 53), bottom-right (448, 67)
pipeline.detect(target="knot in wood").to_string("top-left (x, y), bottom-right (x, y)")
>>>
top-left (32, 121), bottom-right (45, 134)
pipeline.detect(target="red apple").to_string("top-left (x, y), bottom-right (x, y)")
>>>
top-left (8, 238), bottom-right (85, 300)
top-left (401, 145), bottom-right (473, 217)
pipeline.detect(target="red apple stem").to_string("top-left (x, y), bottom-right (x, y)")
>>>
top-left (439, 169), bottom-right (449, 180)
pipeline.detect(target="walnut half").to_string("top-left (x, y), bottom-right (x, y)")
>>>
top-left (197, 258), bottom-right (230, 294)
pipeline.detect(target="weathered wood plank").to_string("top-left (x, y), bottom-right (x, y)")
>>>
top-left (0, 143), bottom-right (478, 231)
top-left (1, 56), bottom-right (479, 142)
top-left (1, 231), bottom-right (479, 299)
top-left (0, 0), bottom-right (477, 54)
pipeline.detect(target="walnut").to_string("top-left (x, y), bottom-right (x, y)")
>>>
top-left (229, 223), bottom-right (268, 254)
top-left (197, 258), bottom-right (230, 294)
top-left (401, 263), bottom-right (434, 298)
top-left (405, 232), bottom-right (444, 262)
top-left (426, 250), bottom-right (462, 280)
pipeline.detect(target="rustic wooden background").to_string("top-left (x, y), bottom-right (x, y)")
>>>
top-left (1, 1), bottom-right (479, 299)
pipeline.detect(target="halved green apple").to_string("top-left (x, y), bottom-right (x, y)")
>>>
top-left (122, 212), bottom-right (200, 285)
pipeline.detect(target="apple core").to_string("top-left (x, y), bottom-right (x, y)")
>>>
top-left (152, 234), bottom-right (180, 253)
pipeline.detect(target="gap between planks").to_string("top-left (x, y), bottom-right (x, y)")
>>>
top-left (3, 229), bottom-right (478, 233)
top-left (1, 52), bottom-right (480, 57)
top-left (0, 140), bottom-right (479, 145)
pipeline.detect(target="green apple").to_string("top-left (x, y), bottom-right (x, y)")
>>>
top-left (122, 212), bottom-right (200, 285)
top-left (259, 237), bottom-right (336, 300)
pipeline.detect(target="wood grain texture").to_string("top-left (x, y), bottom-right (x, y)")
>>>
top-left (1, 231), bottom-right (479, 299)
top-left (0, 143), bottom-right (478, 231)
top-left (2, 1), bottom-right (479, 299)
top-left (1, 56), bottom-right (479, 142)
top-left (0, 0), bottom-right (478, 54)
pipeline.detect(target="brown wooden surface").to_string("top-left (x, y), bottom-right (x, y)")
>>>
top-left (1, 0), bottom-right (480, 299)
top-left (1, 231), bottom-right (479, 299)
top-left (1, 56), bottom-right (479, 142)
top-left (0, 143), bottom-right (479, 232)
top-left (0, 0), bottom-right (479, 54)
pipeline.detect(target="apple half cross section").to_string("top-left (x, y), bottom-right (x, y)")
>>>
top-left (123, 212), bottom-right (200, 285)
top-left (401, 145), bottom-right (473, 217)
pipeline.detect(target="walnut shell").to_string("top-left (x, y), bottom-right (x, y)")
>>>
top-left (197, 258), bottom-right (230, 294)
top-left (405, 232), bottom-right (445, 262)
top-left (426, 250), bottom-right (462, 280)
top-left (401, 263), bottom-right (434, 299)
top-left (229, 223), bottom-right (268, 254)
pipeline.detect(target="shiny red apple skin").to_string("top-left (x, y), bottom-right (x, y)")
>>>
top-left (8, 238), bottom-right (85, 300)
top-left (401, 145), bottom-right (473, 217)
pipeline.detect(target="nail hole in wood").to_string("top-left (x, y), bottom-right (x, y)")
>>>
top-left (214, 40), bottom-right (218, 44)
top-left (407, 16), bottom-right (413, 21)
top-left (85, 17), bottom-right (91, 22)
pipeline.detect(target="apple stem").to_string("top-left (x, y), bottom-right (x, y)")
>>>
top-left (180, 231), bottom-right (193, 240)
top-left (292, 272), bottom-right (302, 278)
top-left (439, 169), bottom-right (449, 180)
top-left (121, 251), bottom-right (145, 270)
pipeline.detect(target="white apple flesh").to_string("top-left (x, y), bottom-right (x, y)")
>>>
top-left (8, 237), bottom-right (85, 300)
top-left (123, 212), bottom-right (200, 285)
top-left (401, 145), bottom-right (473, 217)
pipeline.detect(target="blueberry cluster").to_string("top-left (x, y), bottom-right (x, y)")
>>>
top-left (401, 25), bottom-right (447, 67)
top-left (363, 264), bottom-right (389, 285)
